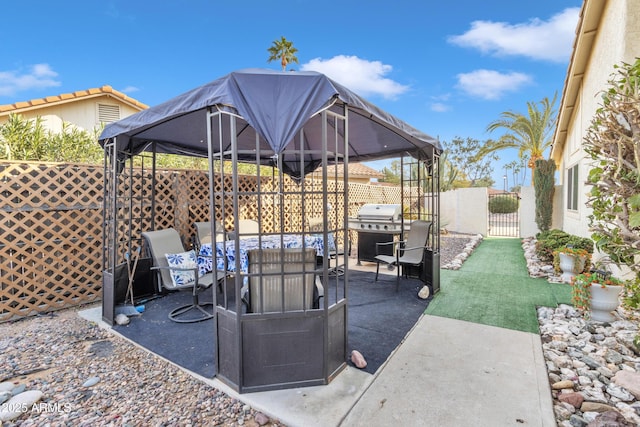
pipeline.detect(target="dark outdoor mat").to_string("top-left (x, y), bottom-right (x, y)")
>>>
top-left (341, 270), bottom-right (431, 374)
top-left (113, 291), bottom-right (217, 378)
top-left (113, 270), bottom-right (431, 378)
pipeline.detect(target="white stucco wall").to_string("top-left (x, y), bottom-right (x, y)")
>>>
top-left (519, 185), bottom-right (564, 238)
top-left (520, 186), bottom-right (537, 238)
top-left (440, 187), bottom-right (488, 236)
top-left (558, 0), bottom-right (640, 240)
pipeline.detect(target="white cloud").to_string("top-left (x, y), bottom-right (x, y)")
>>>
top-left (121, 86), bottom-right (140, 93)
top-left (430, 94), bottom-right (451, 112)
top-left (0, 64), bottom-right (61, 97)
top-left (301, 55), bottom-right (409, 99)
top-left (448, 7), bottom-right (580, 62)
top-left (456, 69), bottom-right (532, 100)
top-left (430, 102), bottom-right (450, 112)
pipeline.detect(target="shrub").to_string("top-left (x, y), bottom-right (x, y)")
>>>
top-left (535, 229), bottom-right (594, 262)
top-left (534, 159), bottom-right (556, 232)
top-left (488, 195), bottom-right (519, 213)
top-left (583, 59), bottom-right (640, 310)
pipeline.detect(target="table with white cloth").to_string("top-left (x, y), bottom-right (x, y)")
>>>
top-left (197, 234), bottom-right (334, 276)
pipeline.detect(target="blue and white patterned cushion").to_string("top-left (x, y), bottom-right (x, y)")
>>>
top-left (165, 250), bottom-right (198, 287)
top-left (197, 244), bottom-right (214, 276)
top-left (197, 234), bottom-right (329, 275)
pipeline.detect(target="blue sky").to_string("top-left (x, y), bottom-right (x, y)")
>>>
top-left (1, 0), bottom-right (582, 187)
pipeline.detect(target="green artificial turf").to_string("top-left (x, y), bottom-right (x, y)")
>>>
top-left (425, 238), bottom-right (573, 333)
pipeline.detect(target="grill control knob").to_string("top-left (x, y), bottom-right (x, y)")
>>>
top-left (375, 224), bottom-right (380, 229)
top-left (384, 225), bottom-right (388, 230)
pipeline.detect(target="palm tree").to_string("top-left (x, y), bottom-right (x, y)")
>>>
top-left (479, 93), bottom-right (558, 182)
top-left (267, 37), bottom-right (299, 71)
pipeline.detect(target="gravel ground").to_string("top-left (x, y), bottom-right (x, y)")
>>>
top-left (439, 232), bottom-right (475, 267)
top-left (0, 233), bottom-right (476, 427)
top-left (0, 311), bottom-right (282, 426)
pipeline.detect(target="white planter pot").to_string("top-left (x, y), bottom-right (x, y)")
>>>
top-left (559, 252), bottom-right (585, 283)
top-left (590, 283), bottom-right (623, 322)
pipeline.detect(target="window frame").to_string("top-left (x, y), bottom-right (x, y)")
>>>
top-left (566, 163), bottom-right (579, 211)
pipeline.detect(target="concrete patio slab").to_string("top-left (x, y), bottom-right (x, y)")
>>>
top-left (340, 315), bottom-right (555, 427)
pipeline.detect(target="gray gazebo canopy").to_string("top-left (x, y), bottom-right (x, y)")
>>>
top-left (99, 68), bottom-right (441, 176)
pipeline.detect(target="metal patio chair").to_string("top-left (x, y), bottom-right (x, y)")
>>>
top-left (142, 228), bottom-right (227, 323)
top-left (374, 220), bottom-right (432, 291)
top-left (307, 217), bottom-right (349, 277)
top-left (247, 248), bottom-right (320, 313)
top-left (194, 220), bottom-right (226, 247)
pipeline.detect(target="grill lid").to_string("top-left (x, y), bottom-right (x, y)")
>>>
top-left (356, 204), bottom-right (402, 221)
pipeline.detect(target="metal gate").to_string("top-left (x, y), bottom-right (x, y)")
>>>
top-left (488, 192), bottom-right (520, 237)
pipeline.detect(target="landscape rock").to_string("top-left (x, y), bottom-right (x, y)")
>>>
top-left (351, 350), bottom-right (367, 369)
top-left (554, 380), bottom-right (576, 390)
top-left (528, 236), bottom-right (640, 427)
top-left (613, 370), bottom-right (640, 399)
top-left (0, 390), bottom-right (43, 422)
top-left (559, 392), bottom-right (585, 408)
top-left (82, 376), bottom-right (101, 388)
top-left (115, 313), bottom-right (130, 325)
top-left (587, 410), bottom-right (636, 426)
top-left (441, 234), bottom-right (482, 270)
top-left (0, 382), bottom-right (15, 393)
top-left (418, 285), bottom-right (430, 299)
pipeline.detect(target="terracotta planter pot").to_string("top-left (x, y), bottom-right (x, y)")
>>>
top-left (590, 283), bottom-right (623, 322)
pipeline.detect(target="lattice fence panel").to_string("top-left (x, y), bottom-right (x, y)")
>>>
top-left (1, 162), bottom-right (104, 321)
top-left (1, 161), bottom-right (402, 322)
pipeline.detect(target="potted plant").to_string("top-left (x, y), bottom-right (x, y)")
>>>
top-left (571, 271), bottom-right (625, 322)
top-left (554, 246), bottom-right (590, 283)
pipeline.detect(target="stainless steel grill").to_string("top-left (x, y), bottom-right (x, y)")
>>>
top-left (348, 204), bottom-right (404, 264)
top-left (347, 204), bottom-right (403, 233)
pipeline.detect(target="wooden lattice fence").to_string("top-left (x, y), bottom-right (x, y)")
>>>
top-left (0, 161), bottom-right (404, 322)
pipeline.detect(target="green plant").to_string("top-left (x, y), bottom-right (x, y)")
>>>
top-left (534, 229), bottom-right (594, 262)
top-left (480, 93), bottom-right (558, 180)
top-left (533, 158), bottom-right (555, 231)
top-left (488, 195), bottom-right (519, 213)
top-left (267, 36), bottom-right (299, 71)
top-left (571, 272), bottom-right (625, 311)
top-left (584, 59), bottom-right (640, 310)
top-left (623, 277), bottom-right (640, 309)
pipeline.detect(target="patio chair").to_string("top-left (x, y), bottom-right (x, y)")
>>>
top-left (228, 219), bottom-right (260, 240)
top-left (194, 220), bottom-right (225, 247)
top-left (247, 248), bottom-right (319, 313)
top-left (374, 220), bottom-right (432, 291)
top-left (142, 228), bottom-right (227, 323)
top-left (307, 217), bottom-right (349, 277)
top-left (239, 219), bottom-right (259, 235)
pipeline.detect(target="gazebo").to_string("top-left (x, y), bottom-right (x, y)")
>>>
top-left (99, 69), bottom-right (441, 393)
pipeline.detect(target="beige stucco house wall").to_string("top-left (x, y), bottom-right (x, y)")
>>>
top-left (550, 0), bottom-right (640, 239)
top-left (0, 85), bottom-right (147, 133)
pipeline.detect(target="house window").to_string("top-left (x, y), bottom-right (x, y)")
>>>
top-left (567, 164), bottom-right (579, 211)
top-left (98, 104), bottom-right (120, 123)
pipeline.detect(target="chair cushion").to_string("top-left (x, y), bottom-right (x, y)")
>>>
top-left (165, 250), bottom-right (199, 287)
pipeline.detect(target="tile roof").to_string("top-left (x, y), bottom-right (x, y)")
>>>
top-left (313, 162), bottom-right (384, 179)
top-left (0, 85), bottom-right (148, 114)
top-left (348, 162), bottom-right (384, 178)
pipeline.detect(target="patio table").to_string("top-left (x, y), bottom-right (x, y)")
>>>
top-left (197, 234), bottom-right (333, 276)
